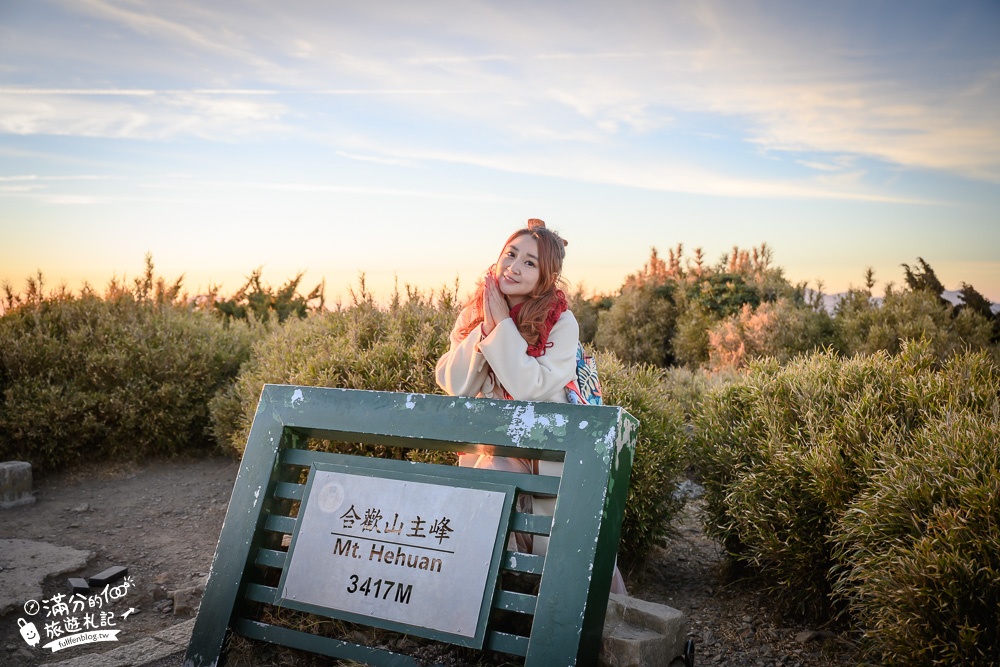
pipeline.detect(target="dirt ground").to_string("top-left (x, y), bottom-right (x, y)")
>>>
top-left (1, 456), bottom-right (237, 666)
top-left (1, 457), bottom-right (868, 666)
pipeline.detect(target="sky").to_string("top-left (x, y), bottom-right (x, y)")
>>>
top-left (1, 0), bottom-right (999, 306)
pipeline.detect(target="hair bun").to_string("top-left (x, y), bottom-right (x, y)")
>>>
top-left (526, 218), bottom-right (568, 247)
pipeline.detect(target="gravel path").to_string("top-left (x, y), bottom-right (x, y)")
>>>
top-left (630, 498), bottom-right (870, 667)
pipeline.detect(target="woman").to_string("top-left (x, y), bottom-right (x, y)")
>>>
top-left (435, 219), bottom-right (627, 594)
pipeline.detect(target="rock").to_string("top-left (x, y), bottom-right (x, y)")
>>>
top-left (0, 539), bottom-right (93, 615)
top-left (672, 479), bottom-right (705, 501)
top-left (67, 576), bottom-right (90, 594)
top-left (600, 593), bottom-right (688, 667)
top-left (0, 461), bottom-right (35, 509)
top-left (171, 585), bottom-right (202, 615)
top-left (794, 629), bottom-right (822, 643)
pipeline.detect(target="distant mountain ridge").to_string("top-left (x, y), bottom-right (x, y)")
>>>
top-left (807, 289), bottom-right (1000, 316)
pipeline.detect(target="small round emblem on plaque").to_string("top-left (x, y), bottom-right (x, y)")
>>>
top-left (317, 481), bottom-right (345, 513)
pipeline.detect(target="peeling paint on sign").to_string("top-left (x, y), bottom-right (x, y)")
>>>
top-left (501, 403), bottom-right (570, 445)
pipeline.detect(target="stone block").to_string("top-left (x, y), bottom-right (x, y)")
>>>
top-left (600, 593), bottom-right (688, 667)
top-left (88, 565), bottom-right (128, 587)
top-left (0, 461), bottom-right (35, 509)
top-left (68, 577), bottom-right (90, 594)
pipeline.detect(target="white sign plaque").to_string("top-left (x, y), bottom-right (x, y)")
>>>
top-left (280, 467), bottom-right (510, 640)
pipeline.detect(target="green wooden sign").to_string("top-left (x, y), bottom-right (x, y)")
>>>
top-left (184, 385), bottom-right (637, 667)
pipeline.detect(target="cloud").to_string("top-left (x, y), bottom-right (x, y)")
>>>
top-left (0, 89), bottom-right (290, 140)
top-left (352, 141), bottom-right (939, 204)
top-left (3, 1), bottom-right (998, 188)
top-left (334, 151), bottom-right (414, 167)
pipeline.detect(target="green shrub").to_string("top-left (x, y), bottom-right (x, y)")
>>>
top-left (568, 288), bottom-right (610, 345)
top-left (692, 342), bottom-right (947, 617)
top-left (693, 342), bottom-right (1000, 646)
top-left (671, 306), bottom-right (714, 368)
top-left (830, 355), bottom-right (1000, 666)
top-left (658, 364), bottom-right (737, 422)
top-left (209, 289), bottom-right (457, 462)
top-left (0, 292), bottom-right (258, 473)
top-left (833, 287), bottom-right (993, 360)
top-left (685, 271), bottom-right (762, 319)
top-left (213, 267), bottom-right (325, 323)
top-left (595, 284), bottom-right (678, 367)
top-left (596, 350), bottom-right (687, 566)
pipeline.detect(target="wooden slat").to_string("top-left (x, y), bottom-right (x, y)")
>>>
top-left (244, 583), bottom-right (279, 605)
top-left (273, 481), bottom-right (304, 500)
top-left (485, 630), bottom-right (529, 657)
top-left (264, 513), bottom-right (296, 534)
top-left (493, 590), bottom-right (536, 615)
top-left (234, 618), bottom-right (421, 666)
top-left (254, 548), bottom-right (287, 569)
top-left (279, 447), bottom-right (560, 496)
top-left (510, 512), bottom-right (552, 535)
top-left (503, 550), bottom-right (544, 575)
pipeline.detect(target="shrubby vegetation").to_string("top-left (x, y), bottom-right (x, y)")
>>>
top-left (212, 267), bottom-right (325, 323)
top-left (0, 257), bottom-right (261, 473)
top-left (589, 246), bottom-right (998, 371)
top-left (832, 406), bottom-right (1000, 666)
top-left (693, 342), bottom-right (1000, 664)
top-left (208, 279), bottom-right (459, 463)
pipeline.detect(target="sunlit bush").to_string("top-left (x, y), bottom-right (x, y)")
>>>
top-left (833, 287), bottom-right (993, 360)
top-left (825, 351), bottom-right (1000, 665)
top-left (705, 298), bottom-right (834, 371)
top-left (208, 287), bottom-right (458, 462)
top-left (690, 341), bottom-right (993, 619)
top-left (831, 403), bottom-right (1000, 666)
top-left (0, 289), bottom-right (258, 472)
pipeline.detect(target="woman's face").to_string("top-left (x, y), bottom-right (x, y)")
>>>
top-left (495, 234), bottom-right (541, 305)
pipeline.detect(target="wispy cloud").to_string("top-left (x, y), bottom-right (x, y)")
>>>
top-left (3, 1), bottom-right (999, 191)
top-left (0, 89), bottom-right (289, 139)
top-left (334, 151), bottom-right (414, 167)
top-left (353, 142), bottom-right (941, 205)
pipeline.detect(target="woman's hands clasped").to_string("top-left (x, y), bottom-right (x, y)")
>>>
top-left (481, 267), bottom-right (510, 337)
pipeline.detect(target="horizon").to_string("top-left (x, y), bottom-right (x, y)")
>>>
top-left (3, 247), bottom-right (994, 314)
top-left (2, 2), bottom-right (999, 303)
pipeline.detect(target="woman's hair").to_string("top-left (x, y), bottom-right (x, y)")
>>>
top-left (458, 219), bottom-right (568, 346)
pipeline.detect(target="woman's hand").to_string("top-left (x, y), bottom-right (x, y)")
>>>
top-left (482, 268), bottom-right (509, 337)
